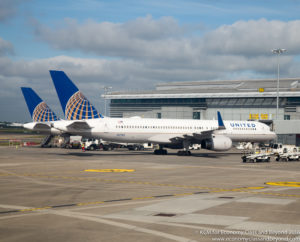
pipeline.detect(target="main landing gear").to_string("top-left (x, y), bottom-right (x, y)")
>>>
top-left (154, 145), bottom-right (168, 155)
top-left (177, 150), bottom-right (191, 156)
top-left (177, 140), bottom-right (192, 156)
top-left (154, 141), bottom-right (193, 156)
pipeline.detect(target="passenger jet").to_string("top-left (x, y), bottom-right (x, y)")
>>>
top-left (49, 70), bottom-right (276, 156)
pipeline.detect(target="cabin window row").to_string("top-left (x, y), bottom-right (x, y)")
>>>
top-left (232, 127), bottom-right (256, 130)
top-left (115, 125), bottom-right (215, 130)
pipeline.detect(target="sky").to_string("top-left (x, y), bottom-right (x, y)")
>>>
top-left (1, 0), bottom-right (300, 122)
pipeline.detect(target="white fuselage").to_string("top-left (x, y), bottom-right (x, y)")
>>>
top-left (53, 117), bottom-right (276, 144)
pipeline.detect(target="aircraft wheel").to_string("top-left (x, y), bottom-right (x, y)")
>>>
top-left (154, 149), bottom-right (167, 155)
top-left (177, 151), bottom-right (191, 156)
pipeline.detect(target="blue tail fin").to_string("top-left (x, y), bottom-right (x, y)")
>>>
top-left (21, 87), bottom-right (59, 122)
top-left (49, 70), bottom-right (103, 120)
top-left (217, 111), bottom-right (226, 130)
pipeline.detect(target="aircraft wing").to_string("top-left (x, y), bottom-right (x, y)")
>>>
top-left (148, 130), bottom-right (215, 144)
top-left (191, 130), bottom-right (215, 140)
top-left (173, 130), bottom-right (216, 142)
top-left (148, 134), bottom-right (185, 143)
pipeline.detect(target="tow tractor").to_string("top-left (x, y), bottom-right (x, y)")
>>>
top-left (242, 147), bottom-right (271, 163)
top-left (275, 147), bottom-right (300, 161)
top-left (82, 138), bottom-right (116, 151)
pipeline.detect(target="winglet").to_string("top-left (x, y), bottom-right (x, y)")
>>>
top-left (217, 111), bottom-right (226, 130)
top-left (21, 87), bottom-right (59, 122)
top-left (49, 70), bottom-right (104, 120)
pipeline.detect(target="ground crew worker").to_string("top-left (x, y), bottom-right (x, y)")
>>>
top-left (81, 143), bottom-right (85, 152)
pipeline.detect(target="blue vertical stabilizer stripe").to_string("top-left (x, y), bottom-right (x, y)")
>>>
top-left (217, 111), bottom-right (226, 129)
top-left (50, 70), bottom-right (79, 115)
top-left (21, 87), bottom-right (43, 117)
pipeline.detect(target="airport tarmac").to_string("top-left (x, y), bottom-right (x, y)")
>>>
top-left (1, 146), bottom-right (300, 242)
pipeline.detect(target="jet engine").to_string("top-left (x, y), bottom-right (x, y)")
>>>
top-left (201, 135), bottom-right (232, 151)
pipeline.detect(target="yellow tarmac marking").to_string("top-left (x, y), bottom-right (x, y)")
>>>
top-left (243, 186), bottom-right (265, 190)
top-left (84, 169), bottom-right (135, 173)
top-left (266, 182), bottom-right (300, 187)
top-left (1, 187), bottom-right (300, 216)
top-left (77, 201), bottom-right (104, 206)
top-left (3, 173), bottom-right (297, 199)
top-left (20, 206), bottom-right (51, 212)
top-left (0, 172), bottom-right (264, 192)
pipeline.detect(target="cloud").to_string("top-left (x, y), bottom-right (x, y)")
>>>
top-left (33, 15), bottom-right (187, 59)
top-left (202, 19), bottom-right (300, 56)
top-left (0, 0), bottom-right (27, 22)
top-left (34, 17), bottom-right (300, 60)
top-left (0, 37), bottom-right (14, 56)
top-left (32, 17), bottom-right (300, 73)
top-left (3, 17), bottom-right (300, 121)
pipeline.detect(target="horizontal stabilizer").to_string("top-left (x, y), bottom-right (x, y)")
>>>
top-left (34, 123), bottom-right (52, 130)
top-left (52, 120), bottom-right (91, 132)
top-left (23, 122), bottom-right (51, 130)
top-left (66, 121), bottom-right (91, 130)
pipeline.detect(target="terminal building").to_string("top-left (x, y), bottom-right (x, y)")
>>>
top-left (103, 78), bottom-right (300, 145)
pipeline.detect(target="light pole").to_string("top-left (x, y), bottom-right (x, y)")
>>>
top-left (272, 48), bottom-right (286, 120)
top-left (103, 86), bottom-right (112, 117)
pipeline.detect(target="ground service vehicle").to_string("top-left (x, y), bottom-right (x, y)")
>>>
top-left (242, 147), bottom-right (271, 163)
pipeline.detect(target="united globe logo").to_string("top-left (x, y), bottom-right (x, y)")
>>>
top-left (32, 102), bottom-right (58, 122)
top-left (65, 91), bottom-right (102, 120)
